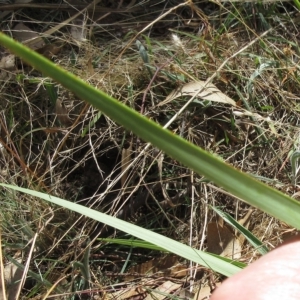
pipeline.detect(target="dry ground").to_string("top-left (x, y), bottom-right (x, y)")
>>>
top-left (1, 0), bottom-right (300, 299)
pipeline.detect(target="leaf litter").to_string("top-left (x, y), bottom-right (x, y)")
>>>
top-left (158, 80), bottom-right (236, 107)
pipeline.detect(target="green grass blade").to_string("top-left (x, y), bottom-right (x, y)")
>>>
top-left (81, 110), bottom-right (102, 137)
top-left (0, 183), bottom-right (244, 277)
top-left (212, 206), bottom-right (269, 255)
top-left (6, 256), bottom-right (63, 293)
top-left (0, 35), bottom-right (299, 230)
top-left (99, 238), bottom-right (168, 251)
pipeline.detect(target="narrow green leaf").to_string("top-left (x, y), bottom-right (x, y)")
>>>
top-left (100, 238), bottom-right (168, 251)
top-left (212, 206), bottom-right (269, 255)
top-left (81, 110), bottom-right (102, 137)
top-left (6, 256), bottom-right (63, 292)
top-left (0, 183), bottom-right (243, 277)
top-left (0, 34), bottom-right (299, 233)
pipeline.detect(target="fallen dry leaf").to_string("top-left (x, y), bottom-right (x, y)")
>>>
top-left (12, 22), bottom-right (44, 50)
top-left (0, 53), bottom-right (15, 80)
top-left (36, 42), bottom-right (64, 59)
top-left (144, 281), bottom-right (182, 300)
top-left (158, 81), bottom-right (236, 107)
top-left (87, 57), bottom-right (95, 75)
top-left (0, 54), bottom-right (15, 69)
top-left (207, 217), bottom-right (241, 259)
top-left (126, 255), bottom-right (187, 281)
top-left (55, 99), bottom-right (73, 127)
top-left (193, 283), bottom-right (221, 300)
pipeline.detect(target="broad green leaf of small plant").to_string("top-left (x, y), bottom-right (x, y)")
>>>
top-left (0, 183), bottom-right (244, 277)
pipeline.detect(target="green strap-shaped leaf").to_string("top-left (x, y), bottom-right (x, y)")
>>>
top-left (0, 184), bottom-right (244, 277)
top-left (0, 34), bottom-right (299, 260)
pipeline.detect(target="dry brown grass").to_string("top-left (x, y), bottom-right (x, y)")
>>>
top-left (1, 0), bottom-right (300, 298)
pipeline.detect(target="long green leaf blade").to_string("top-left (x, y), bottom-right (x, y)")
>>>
top-left (0, 34), bottom-right (299, 230)
top-left (0, 183), bottom-right (243, 277)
